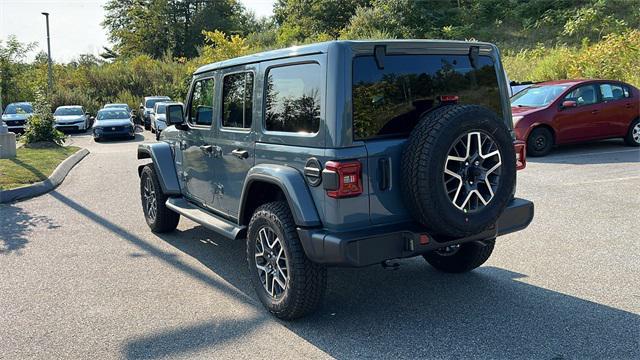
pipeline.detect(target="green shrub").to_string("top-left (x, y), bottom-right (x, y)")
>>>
top-left (22, 91), bottom-right (66, 146)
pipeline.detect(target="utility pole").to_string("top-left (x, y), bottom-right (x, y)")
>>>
top-left (41, 12), bottom-right (53, 94)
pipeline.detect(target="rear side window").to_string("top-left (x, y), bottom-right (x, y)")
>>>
top-left (352, 54), bottom-right (502, 140)
top-left (188, 78), bottom-right (215, 126)
top-left (222, 72), bottom-right (254, 128)
top-left (265, 63), bottom-right (321, 133)
top-left (599, 83), bottom-right (629, 100)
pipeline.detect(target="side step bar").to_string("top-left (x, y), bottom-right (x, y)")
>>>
top-left (166, 197), bottom-right (246, 240)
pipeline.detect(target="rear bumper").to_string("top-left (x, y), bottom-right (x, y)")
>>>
top-left (297, 198), bottom-right (534, 267)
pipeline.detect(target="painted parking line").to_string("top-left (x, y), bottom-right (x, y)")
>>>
top-left (549, 149), bottom-right (640, 159)
top-left (561, 176), bottom-right (640, 186)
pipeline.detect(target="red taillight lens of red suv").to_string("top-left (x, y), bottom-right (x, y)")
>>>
top-left (323, 160), bottom-right (363, 198)
top-left (514, 140), bottom-right (526, 170)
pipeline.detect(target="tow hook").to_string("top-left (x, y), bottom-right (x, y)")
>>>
top-left (381, 260), bottom-right (400, 270)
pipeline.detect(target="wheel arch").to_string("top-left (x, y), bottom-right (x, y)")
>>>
top-left (137, 143), bottom-right (181, 195)
top-left (239, 164), bottom-right (322, 228)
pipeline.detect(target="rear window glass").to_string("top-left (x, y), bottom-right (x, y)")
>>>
top-left (265, 63), bottom-right (321, 133)
top-left (352, 54), bottom-right (502, 140)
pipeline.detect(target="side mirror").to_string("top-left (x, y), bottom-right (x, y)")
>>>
top-left (562, 100), bottom-right (577, 109)
top-left (166, 104), bottom-right (184, 126)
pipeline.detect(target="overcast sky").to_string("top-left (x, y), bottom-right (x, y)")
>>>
top-left (0, 0), bottom-right (275, 63)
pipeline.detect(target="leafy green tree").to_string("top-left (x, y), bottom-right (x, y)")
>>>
top-left (0, 36), bottom-right (36, 109)
top-left (22, 90), bottom-right (66, 146)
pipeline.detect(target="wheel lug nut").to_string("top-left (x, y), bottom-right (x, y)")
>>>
top-left (474, 161), bottom-right (479, 166)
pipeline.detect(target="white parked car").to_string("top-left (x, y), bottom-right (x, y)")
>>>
top-left (151, 101), bottom-right (182, 140)
top-left (53, 105), bottom-right (89, 132)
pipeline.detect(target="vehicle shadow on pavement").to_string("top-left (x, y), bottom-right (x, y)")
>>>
top-left (527, 140), bottom-right (639, 165)
top-left (150, 226), bottom-right (639, 359)
top-left (0, 203), bottom-right (59, 254)
top-left (47, 191), bottom-right (639, 359)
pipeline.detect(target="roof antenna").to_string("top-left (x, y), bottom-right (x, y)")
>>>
top-left (374, 45), bottom-right (386, 69)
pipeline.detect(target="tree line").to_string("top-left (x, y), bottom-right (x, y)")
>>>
top-left (1, 0), bottom-right (639, 112)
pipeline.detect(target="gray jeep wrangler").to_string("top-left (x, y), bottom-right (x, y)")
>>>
top-left (137, 40), bottom-right (534, 319)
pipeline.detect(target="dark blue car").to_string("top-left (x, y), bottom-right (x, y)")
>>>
top-left (93, 108), bottom-right (135, 141)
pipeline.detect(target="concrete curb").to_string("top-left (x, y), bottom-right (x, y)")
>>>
top-left (0, 148), bottom-right (90, 204)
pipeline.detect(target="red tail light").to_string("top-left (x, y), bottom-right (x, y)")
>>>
top-left (514, 140), bottom-right (526, 170)
top-left (323, 161), bottom-right (363, 198)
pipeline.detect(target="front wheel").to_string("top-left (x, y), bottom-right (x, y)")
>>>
top-left (247, 201), bottom-right (326, 320)
top-left (527, 127), bottom-right (553, 156)
top-left (624, 118), bottom-right (640, 147)
top-left (423, 239), bottom-right (495, 273)
top-left (140, 165), bottom-right (180, 233)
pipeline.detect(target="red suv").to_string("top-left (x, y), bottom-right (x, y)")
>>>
top-left (511, 79), bottom-right (640, 156)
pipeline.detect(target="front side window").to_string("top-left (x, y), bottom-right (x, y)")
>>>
top-left (188, 78), bottom-right (215, 126)
top-left (265, 63), bottom-right (321, 133)
top-left (565, 85), bottom-right (598, 106)
top-left (222, 72), bottom-right (254, 128)
top-left (352, 54), bottom-right (503, 140)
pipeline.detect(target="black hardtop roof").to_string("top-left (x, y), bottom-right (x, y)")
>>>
top-left (194, 39), bottom-right (496, 75)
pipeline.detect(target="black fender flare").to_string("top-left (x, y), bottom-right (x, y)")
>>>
top-left (137, 143), bottom-right (181, 195)
top-left (239, 164), bottom-right (321, 228)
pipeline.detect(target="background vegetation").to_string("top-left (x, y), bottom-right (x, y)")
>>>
top-left (1, 0), bottom-right (639, 113)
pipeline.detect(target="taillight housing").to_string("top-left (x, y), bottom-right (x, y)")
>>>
top-left (323, 160), bottom-right (363, 198)
top-left (514, 140), bottom-right (526, 170)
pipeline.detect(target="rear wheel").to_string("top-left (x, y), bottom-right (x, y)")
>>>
top-left (140, 165), bottom-right (180, 233)
top-left (624, 118), bottom-right (640, 147)
top-left (247, 201), bottom-right (326, 320)
top-left (527, 127), bottom-right (553, 156)
top-left (423, 240), bottom-right (495, 273)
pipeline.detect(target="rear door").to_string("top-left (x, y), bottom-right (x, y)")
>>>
top-left (597, 83), bottom-right (637, 136)
top-left (211, 67), bottom-right (256, 218)
top-left (181, 76), bottom-right (219, 208)
top-left (352, 53), bottom-right (506, 225)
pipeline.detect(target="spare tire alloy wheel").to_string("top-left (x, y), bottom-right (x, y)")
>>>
top-left (255, 226), bottom-right (289, 299)
top-left (444, 131), bottom-right (502, 213)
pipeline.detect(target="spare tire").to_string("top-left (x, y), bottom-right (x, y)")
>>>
top-left (401, 105), bottom-right (516, 237)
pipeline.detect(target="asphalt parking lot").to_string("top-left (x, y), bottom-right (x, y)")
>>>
top-left (1, 131), bottom-right (639, 359)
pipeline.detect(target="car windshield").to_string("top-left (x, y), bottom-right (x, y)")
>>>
top-left (145, 98), bottom-right (169, 108)
top-left (105, 104), bottom-right (128, 110)
top-left (4, 103), bottom-right (33, 115)
top-left (54, 107), bottom-right (83, 116)
top-left (511, 85), bottom-right (569, 107)
top-left (97, 109), bottom-right (129, 120)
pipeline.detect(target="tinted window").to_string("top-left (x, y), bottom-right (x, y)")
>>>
top-left (352, 54), bottom-right (502, 140)
top-left (265, 63), bottom-right (321, 133)
top-left (222, 72), bottom-right (254, 128)
top-left (155, 103), bottom-right (166, 114)
top-left (599, 83), bottom-right (628, 100)
top-left (565, 85), bottom-right (598, 106)
top-left (188, 78), bottom-right (214, 126)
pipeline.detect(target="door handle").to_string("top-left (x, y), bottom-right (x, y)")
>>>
top-left (625, 103), bottom-right (632, 108)
top-left (591, 110), bottom-right (599, 114)
top-left (231, 149), bottom-right (249, 159)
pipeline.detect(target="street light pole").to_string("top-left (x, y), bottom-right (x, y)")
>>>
top-left (41, 12), bottom-right (53, 94)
